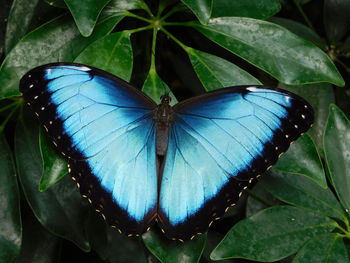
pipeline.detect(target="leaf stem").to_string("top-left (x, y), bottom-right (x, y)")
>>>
top-left (150, 27), bottom-right (158, 73)
top-left (0, 104), bottom-right (19, 134)
top-left (124, 11), bottom-right (152, 23)
top-left (160, 5), bottom-right (186, 21)
top-left (160, 26), bottom-right (191, 53)
top-left (293, 0), bottom-right (316, 32)
top-left (162, 21), bottom-right (196, 27)
top-left (335, 222), bottom-right (350, 239)
top-left (0, 101), bottom-right (19, 113)
top-left (123, 25), bottom-right (153, 35)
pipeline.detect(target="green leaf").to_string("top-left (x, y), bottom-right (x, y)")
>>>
top-left (181, 0), bottom-right (212, 24)
top-left (142, 70), bottom-right (177, 105)
top-left (195, 17), bottom-right (344, 86)
top-left (269, 17), bottom-right (325, 48)
top-left (261, 171), bottom-right (346, 221)
top-left (187, 49), bottom-right (261, 91)
top-left (278, 83), bottom-right (335, 150)
top-left (17, 213), bottom-right (61, 263)
top-left (104, 0), bottom-right (145, 14)
top-left (273, 134), bottom-right (326, 188)
top-left (39, 129), bottom-right (68, 192)
top-left (106, 229), bottom-right (147, 263)
top-left (211, 0), bottom-right (281, 19)
top-left (64, 0), bottom-right (111, 37)
top-left (15, 111), bottom-right (90, 251)
top-left (75, 32), bottom-right (133, 81)
top-left (324, 0), bottom-right (350, 42)
top-left (85, 210), bottom-right (108, 260)
top-left (0, 135), bottom-right (21, 263)
top-left (211, 206), bottom-right (336, 262)
top-left (0, 13), bottom-right (122, 100)
top-left (293, 233), bottom-right (349, 263)
top-left (142, 230), bottom-right (206, 263)
top-left (324, 104), bottom-right (350, 213)
top-left (44, 0), bottom-right (67, 8)
top-left (4, 0), bottom-right (40, 53)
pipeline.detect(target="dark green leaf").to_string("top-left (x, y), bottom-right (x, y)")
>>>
top-left (245, 181), bottom-right (281, 217)
top-left (104, 0), bottom-right (146, 14)
top-left (195, 18), bottom-right (344, 86)
top-left (181, 0), bottom-right (212, 24)
top-left (324, 104), bottom-right (350, 213)
top-left (142, 230), bottom-right (206, 263)
top-left (324, 0), bottom-right (350, 42)
top-left (64, 0), bottom-right (111, 37)
top-left (261, 171), bottom-right (346, 221)
top-left (85, 210), bottom-right (108, 260)
top-left (269, 17), bottom-right (325, 48)
top-left (44, 0), bottom-right (67, 8)
top-left (279, 83), bottom-right (335, 150)
top-left (142, 70), bottom-right (177, 105)
top-left (15, 111), bottom-right (90, 251)
top-left (0, 14), bottom-right (122, 100)
top-left (5, 0), bottom-right (40, 53)
top-left (273, 134), bottom-right (326, 188)
top-left (75, 32), bottom-right (133, 81)
top-left (188, 49), bottom-right (261, 91)
top-left (106, 229), bottom-right (147, 263)
top-left (293, 233), bottom-right (348, 263)
top-left (17, 213), bottom-right (61, 263)
top-left (39, 129), bottom-right (67, 192)
top-left (0, 135), bottom-right (21, 263)
top-left (211, 0), bottom-right (281, 19)
top-left (211, 206), bottom-right (336, 261)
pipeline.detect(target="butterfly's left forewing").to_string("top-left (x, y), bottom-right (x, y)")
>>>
top-left (20, 63), bottom-right (158, 235)
top-left (158, 86), bottom-right (313, 240)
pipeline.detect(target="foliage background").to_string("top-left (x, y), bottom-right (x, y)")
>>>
top-left (0, 0), bottom-right (350, 262)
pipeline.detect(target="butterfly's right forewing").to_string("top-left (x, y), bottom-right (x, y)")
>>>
top-left (20, 63), bottom-right (158, 235)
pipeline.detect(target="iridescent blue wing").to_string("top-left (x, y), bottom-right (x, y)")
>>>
top-left (158, 86), bottom-right (313, 240)
top-left (20, 63), bottom-right (158, 235)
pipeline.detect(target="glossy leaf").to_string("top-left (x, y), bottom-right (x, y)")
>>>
top-left (5, 0), bottom-right (40, 53)
top-left (104, 0), bottom-right (146, 14)
top-left (75, 32), bottom-right (133, 81)
top-left (44, 0), bottom-right (67, 8)
top-left (324, 104), bottom-right (350, 213)
top-left (261, 171), bottom-right (346, 221)
top-left (142, 69), bottom-right (177, 105)
top-left (293, 233), bottom-right (348, 263)
top-left (142, 230), bottom-right (206, 263)
top-left (195, 17), bottom-right (344, 86)
top-left (106, 229), bottom-right (147, 263)
top-left (0, 14), bottom-right (122, 100)
top-left (17, 213), bottom-right (61, 263)
top-left (279, 83), bottom-right (335, 150)
top-left (0, 135), bottom-right (21, 263)
top-left (64, 0), bottom-right (111, 37)
top-left (269, 17), bottom-right (325, 48)
top-left (188, 49), bottom-right (261, 91)
top-left (324, 0), bottom-right (350, 42)
top-left (273, 134), bottom-right (326, 188)
top-left (15, 111), bottom-right (90, 251)
top-left (39, 129), bottom-right (67, 192)
top-left (211, 0), bottom-right (281, 19)
top-left (245, 181), bottom-right (281, 217)
top-left (85, 210), bottom-right (108, 260)
top-left (181, 0), bottom-right (212, 24)
top-left (211, 206), bottom-right (336, 262)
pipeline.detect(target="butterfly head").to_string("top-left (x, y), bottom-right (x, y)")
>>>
top-left (160, 93), bottom-right (171, 105)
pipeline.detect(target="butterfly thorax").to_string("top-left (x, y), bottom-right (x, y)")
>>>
top-left (154, 94), bottom-right (174, 156)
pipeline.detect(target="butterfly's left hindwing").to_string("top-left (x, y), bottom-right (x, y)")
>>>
top-left (20, 63), bottom-right (158, 235)
top-left (158, 86), bottom-right (313, 240)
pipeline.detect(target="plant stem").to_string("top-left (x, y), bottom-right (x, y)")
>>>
top-left (150, 27), bottom-right (158, 73)
top-left (0, 101), bottom-right (19, 113)
top-left (294, 0), bottom-right (316, 32)
top-left (124, 11), bottom-right (152, 23)
top-left (160, 26), bottom-right (191, 52)
top-left (160, 5), bottom-right (186, 21)
top-left (0, 105), bottom-right (19, 134)
top-left (124, 25), bottom-right (153, 35)
top-left (162, 21), bottom-right (195, 27)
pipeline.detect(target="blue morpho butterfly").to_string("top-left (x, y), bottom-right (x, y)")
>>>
top-left (20, 63), bottom-right (314, 241)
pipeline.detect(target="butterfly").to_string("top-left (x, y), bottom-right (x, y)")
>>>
top-left (20, 63), bottom-right (314, 241)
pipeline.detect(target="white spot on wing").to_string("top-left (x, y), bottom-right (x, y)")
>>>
top-left (247, 87), bottom-right (258, 92)
top-left (78, 66), bottom-right (91, 71)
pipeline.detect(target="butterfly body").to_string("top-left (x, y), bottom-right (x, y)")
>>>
top-left (20, 63), bottom-right (314, 241)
